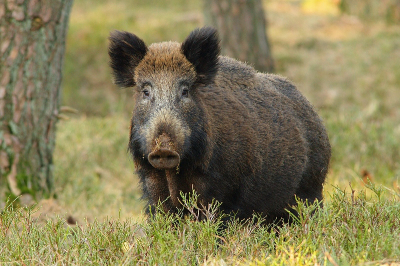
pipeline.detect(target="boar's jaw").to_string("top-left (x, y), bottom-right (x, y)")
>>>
top-left (148, 148), bottom-right (180, 169)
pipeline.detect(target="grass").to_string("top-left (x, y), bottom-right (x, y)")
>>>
top-left (53, 115), bottom-right (144, 221)
top-left (1, 186), bottom-right (399, 265)
top-left (3, 0), bottom-right (400, 264)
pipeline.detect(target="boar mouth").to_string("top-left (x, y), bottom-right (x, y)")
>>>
top-left (148, 148), bottom-right (180, 169)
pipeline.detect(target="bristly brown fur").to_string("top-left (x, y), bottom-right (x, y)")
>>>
top-left (135, 42), bottom-right (196, 84)
top-left (108, 27), bottom-right (331, 224)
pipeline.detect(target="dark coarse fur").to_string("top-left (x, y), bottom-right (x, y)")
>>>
top-left (109, 30), bottom-right (148, 87)
top-left (181, 27), bottom-right (220, 85)
top-left (108, 27), bottom-right (331, 224)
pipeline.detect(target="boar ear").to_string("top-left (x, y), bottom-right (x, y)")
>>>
top-left (108, 30), bottom-right (148, 87)
top-left (181, 27), bottom-right (220, 85)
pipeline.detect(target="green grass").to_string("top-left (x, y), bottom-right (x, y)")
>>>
top-left (1, 186), bottom-right (399, 265)
top-left (3, 0), bottom-right (400, 264)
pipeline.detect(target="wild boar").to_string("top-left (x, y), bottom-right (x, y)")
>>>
top-left (108, 27), bottom-right (331, 223)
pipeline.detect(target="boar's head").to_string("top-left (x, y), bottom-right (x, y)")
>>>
top-left (109, 27), bottom-right (220, 170)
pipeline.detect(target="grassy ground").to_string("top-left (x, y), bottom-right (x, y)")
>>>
top-left (2, 0), bottom-right (400, 264)
top-left (1, 187), bottom-right (400, 265)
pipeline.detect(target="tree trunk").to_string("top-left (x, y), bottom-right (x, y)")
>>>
top-left (204, 0), bottom-right (275, 73)
top-left (0, 0), bottom-right (73, 202)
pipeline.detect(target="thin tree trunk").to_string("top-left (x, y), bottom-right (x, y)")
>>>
top-left (0, 0), bottom-right (73, 202)
top-left (204, 0), bottom-right (275, 73)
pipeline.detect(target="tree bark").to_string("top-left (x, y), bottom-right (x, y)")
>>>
top-left (0, 0), bottom-right (73, 202)
top-left (204, 0), bottom-right (275, 73)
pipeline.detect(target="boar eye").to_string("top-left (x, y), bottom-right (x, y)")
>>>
top-left (141, 82), bottom-right (152, 98)
top-left (181, 84), bottom-right (189, 98)
top-left (182, 89), bottom-right (189, 98)
top-left (142, 90), bottom-right (150, 98)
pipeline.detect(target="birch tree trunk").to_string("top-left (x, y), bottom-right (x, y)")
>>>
top-left (0, 0), bottom-right (73, 202)
top-left (204, 0), bottom-right (275, 73)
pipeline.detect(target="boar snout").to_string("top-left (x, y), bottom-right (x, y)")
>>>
top-left (148, 148), bottom-right (180, 169)
top-left (148, 133), bottom-right (180, 169)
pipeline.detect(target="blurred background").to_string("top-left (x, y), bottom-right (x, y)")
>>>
top-left (54, 0), bottom-right (400, 222)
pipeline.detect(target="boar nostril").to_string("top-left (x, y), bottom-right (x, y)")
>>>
top-left (148, 148), bottom-right (180, 169)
